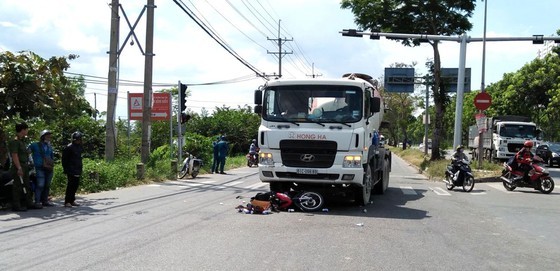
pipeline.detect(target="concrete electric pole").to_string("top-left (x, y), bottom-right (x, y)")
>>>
top-left (141, 0), bottom-right (155, 164)
top-left (105, 0), bottom-right (120, 161)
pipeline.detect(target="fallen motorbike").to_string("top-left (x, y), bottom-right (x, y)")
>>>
top-left (245, 190), bottom-right (325, 212)
top-left (178, 153), bottom-right (203, 179)
top-left (500, 156), bottom-right (555, 194)
top-left (444, 158), bottom-right (475, 192)
top-left (246, 151), bottom-right (259, 167)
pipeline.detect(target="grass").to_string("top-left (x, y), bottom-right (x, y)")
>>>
top-left (388, 146), bottom-right (502, 180)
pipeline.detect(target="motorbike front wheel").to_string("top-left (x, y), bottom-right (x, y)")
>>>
top-left (445, 175), bottom-right (454, 190)
top-left (539, 177), bottom-right (555, 194)
top-left (294, 191), bottom-right (324, 212)
top-left (462, 176), bottom-right (475, 192)
top-left (178, 164), bottom-right (188, 179)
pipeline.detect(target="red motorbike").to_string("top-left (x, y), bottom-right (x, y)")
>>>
top-left (500, 156), bottom-right (555, 194)
top-left (246, 149), bottom-right (259, 167)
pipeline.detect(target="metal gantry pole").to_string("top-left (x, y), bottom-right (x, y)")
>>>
top-left (478, 0), bottom-right (489, 169)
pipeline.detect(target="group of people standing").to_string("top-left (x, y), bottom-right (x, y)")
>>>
top-left (0, 122), bottom-right (84, 212)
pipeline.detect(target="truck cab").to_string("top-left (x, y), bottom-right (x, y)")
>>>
top-left (253, 73), bottom-right (391, 205)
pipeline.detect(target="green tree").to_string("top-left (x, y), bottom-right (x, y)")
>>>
top-left (341, 0), bottom-right (476, 160)
top-left (0, 51), bottom-right (94, 122)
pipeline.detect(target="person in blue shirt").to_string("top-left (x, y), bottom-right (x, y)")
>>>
top-left (216, 136), bottom-right (229, 174)
top-left (29, 130), bottom-right (55, 207)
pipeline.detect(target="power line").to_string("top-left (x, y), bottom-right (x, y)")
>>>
top-left (172, 0), bottom-right (267, 79)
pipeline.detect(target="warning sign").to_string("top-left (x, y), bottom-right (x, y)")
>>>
top-left (128, 92), bottom-right (171, 121)
top-left (129, 93), bottom-right (144, 121)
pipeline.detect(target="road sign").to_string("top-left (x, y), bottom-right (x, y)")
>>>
top-left (152, 92), bottom-right (171, 121)
top-left (128, 92), bottom-right (171, 121)
top-left (129, 93), bottom-right (144, 121)
top-left (474, 92), bottom-right (492, 110)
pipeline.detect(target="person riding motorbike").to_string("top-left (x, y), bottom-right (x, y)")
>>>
top-left (450, 145), bottom-right (469, 180)
top-left (514, 140), bottom-right (536, 182)
top-left (248, 139), bottom-right (258, 162)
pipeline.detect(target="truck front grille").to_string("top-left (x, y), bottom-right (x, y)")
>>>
top-left (508, 143), bottom-right (524, 153)
top-left (279, 140), bottom-right (337, 168)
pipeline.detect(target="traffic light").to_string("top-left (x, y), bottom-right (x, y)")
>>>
top-left (179, 83), bottom-right (187, 112)
top-left (180, 112), bottom-right (191, 124)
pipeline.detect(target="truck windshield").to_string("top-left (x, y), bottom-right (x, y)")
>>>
top-left (499, 124), bottom-right (537, 138)
top-left (263, 85), bottom-right (363, 123)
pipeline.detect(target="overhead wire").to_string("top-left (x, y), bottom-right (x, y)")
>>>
top-left (172, 0), bottom-right (267, 79)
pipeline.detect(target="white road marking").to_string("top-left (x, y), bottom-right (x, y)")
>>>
top-left (224, 181), bottom-right (244, 187)
top-left (485, 182), bottom-right (515, 193)
top-left (245, 182), bottom-right (268, 189)
top-left (431, 187), bottom-right (451, 196)
top-left (187, 180), bottom-right (216, 187)
top-left (470, 191), bottom-right (487, 195)
top-left (400, 186), bottom-right (418, 195)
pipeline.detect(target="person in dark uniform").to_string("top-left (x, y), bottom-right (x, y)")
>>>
top-left (216, 135), bottom-right (229, 174)
top-left (62, 131), bottom-right (83, 207)
top-left (8, 122), bottom-right (35, 212)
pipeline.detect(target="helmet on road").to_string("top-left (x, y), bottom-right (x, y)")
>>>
top-left (72, 131), bottom-right (83, 141)
top-left (40, 129), bottom-right (52, 139)
top-left (524, 140), bottom-right (533, 148)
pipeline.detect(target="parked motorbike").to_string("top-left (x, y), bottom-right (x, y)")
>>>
top-left (444, 159), bottom-right (475, 192)
top-left (246, 150), bottom-right (259, 167)
top-left (500, 156), bottom-right (555, 194)
top-left (178, 153), bottom-right (203, 179)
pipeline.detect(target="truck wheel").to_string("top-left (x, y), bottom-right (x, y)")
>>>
top-left (373, 160), bottom-right (389, 195)
top-left (354, 165), bottom-right (372, 205)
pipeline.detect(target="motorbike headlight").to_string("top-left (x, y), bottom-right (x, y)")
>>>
top-left (259, 153), bottom-right (274, 166)
top-left (343, 155), bottom-right (362, 168)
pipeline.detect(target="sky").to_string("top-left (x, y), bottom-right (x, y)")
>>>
top-left (1, 0), bottom-right (559, 121)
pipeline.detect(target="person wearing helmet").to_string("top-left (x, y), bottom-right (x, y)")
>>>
top-left (28, 129), bottom-right (55, 207)
top-left (61, 131), bottom-right (84, 207)
top-left (514, 140), bottom-right (535, 182)
top-left (450, 145), bottom-right (469, 180)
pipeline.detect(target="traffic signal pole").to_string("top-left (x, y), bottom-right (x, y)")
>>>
top-left (177, 81), bottom-right (183, 166)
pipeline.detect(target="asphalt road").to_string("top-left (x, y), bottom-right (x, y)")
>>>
top-left (1, 154), bottom-right (559, 271)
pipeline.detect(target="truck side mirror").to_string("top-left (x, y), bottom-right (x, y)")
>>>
top-left (370, 97), bottom-right (380, 113)
top-left (254, 90), bottom-right (262, 105)
top-left (254, 105), bottom-right (262, 114)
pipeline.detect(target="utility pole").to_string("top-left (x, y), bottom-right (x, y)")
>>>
top-left (306, 63), bottom-right (322, 78)
top-left (267, 20), bottom-right (292, 78)
top-left (105, 0), bottom-right (120, 161)
top-left (141, 0), bottom-right (155, 164)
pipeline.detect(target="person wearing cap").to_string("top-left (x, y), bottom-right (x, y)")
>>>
top-left (29, 129), bottom-right (56, 207)
top-left (8, 122), bottom-right (35, 212)
top-left (61, 131), bottom-right (84, 207)
top-left (216, 135), bottom-right (229, 174)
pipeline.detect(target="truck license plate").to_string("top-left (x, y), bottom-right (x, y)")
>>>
top-left (296, 169), bottom-right (318, 175)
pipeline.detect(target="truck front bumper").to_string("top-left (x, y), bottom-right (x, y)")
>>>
top-left (259, 164), bottom-right (364, 185)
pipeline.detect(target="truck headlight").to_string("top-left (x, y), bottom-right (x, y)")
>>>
top-left (343, 155), bottom-right (362, 168)
top-left (259, 153), bottom-right (273, 166)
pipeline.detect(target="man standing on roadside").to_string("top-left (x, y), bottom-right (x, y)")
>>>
top-left (29, 130), bottom-right (55, 207)
top-left (62, 131), bottom-right (83, 207)
top-left (8, 122), bottom-right (35, 212)
top-left (216, 135), bottom-right (229, 174)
